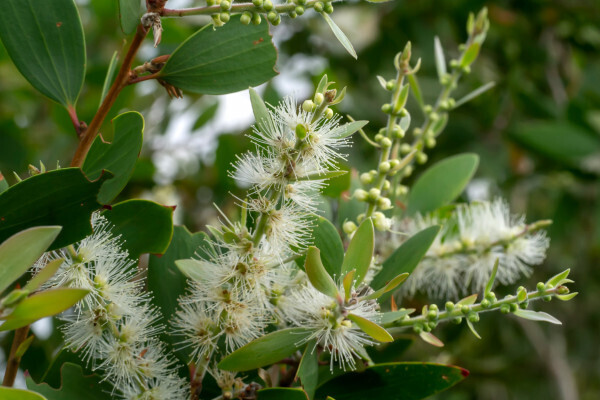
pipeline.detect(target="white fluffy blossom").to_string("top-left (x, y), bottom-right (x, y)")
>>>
top-left (396, 199), bottom-right (550, 299)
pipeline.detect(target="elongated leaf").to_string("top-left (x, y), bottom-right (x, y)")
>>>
top-left (484, 258), bottom-right (499, 295)
top-left (23, 258), bottom-right (64, 293)
top-left (0, 226), bottom-right (61, 294)
top-left (460, 42), bottom-right (481, 67)
top-left (102, 200), bottom-right (174, 260)
top-left (343, 270), bottom-right (355, 301)
top-left (456, 293), bottom-right (478, 306)
top-left (316, 362), bottom-right (469, 400)
top-left (513, 309), bottom-right (562, 325)
top-left (218, 328), bottom-right (311, 371)
top-left (0, 288), bottom-right (88, 331)
top-left (407, 74), bottom-right (425, 110)
top-left (406, 154), bottom-right (479, 215)
top-left (0, 0), bottom-right (85, 107)
top-left (99, 51), bottom-right (119, 106)
top-left (321, 13), bottom-right (357, 59)
top-left (0, 168), bottom-right (109, 249)
top-left (250, 87), bottom-right (273, 131)
top-left (257, 388), bottom-right (309, 400)
top-left (546, 268), bottom-right (571, 287)
top-left (371, 225), bottom-right (440, 291)
top-left (466, 319), bottom-right (481, 339)
top-left (365, 273), bottom-right (409, 300)
top-left (83, 112), bottom-right (144, 204)
top-left (296, 340), bottom-right (319, 400)
top-left (305, 247), bottom-right (339, 299)
top-left (0, 388), bottom-right (47, 400)
top-left (175, 259), bottom-right (205, 282)
top-left (330, 121), bottom-right (369, 139)
top-left (453, 82), bottom-right (495, 108)
top-left (381, 309), bottom-right (415, 325)
top-left (341, 219), bottom-right (374, 286)
top-left (347, 314), bottom-right (393, 342)
top-left (433, 36), bottom-right (447, 82)
top-left (296, 217), bottom-right (344, 278)
top-left (419, 331), bottom-right (444, 347)
top-left (118, 0), bottom-right (142, 34)
top-left (27, 362), bottom-right (112, 400)
top-left (159, 16), bottom-right (277, 95)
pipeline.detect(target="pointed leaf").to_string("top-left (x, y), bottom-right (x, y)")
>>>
top-left (347, 313), bottom-right (393, 343)
top-left (365, 273), bottom-right (409, 300)
top-left (175, 259), bottom-right (206, 282)
top-left (513, 309), bottom-right (562, 325)
top-left (453, 82), bottom-right (495, 108)
top-left (23, 258), bottom-right (64, 293)
top-left (83, 112), bottom-right (144, 204)
top-left (406, 153), bottom-right (479, 215)
top-left (371, 225), bottom-right (440, 291)
top-left (102, 200), bottom-right (174, 260)
top-left (376, 76), bottom-right (388, 90)
top-left (0, 226), bottom-right (61, 294)
top-left (456, 293), bottom-right (478, 306)
top-left (341, 219), bottom-right (374, 286)
top-left (460, 42), bottom-right (481, 67)
top-left (545, 268), bottom-right (571, 287)
top-left (257, 388), bottom-right (309, 400)
top-left (99, 51), bottom-right (119, 107)
top-left (484, 258), bottom-right (499, 295)
top-left (0, 0), bottom-right (85, 107)
top-left (27, 362), bottom-right (112, 400)
top-left (316, 75), bottom-right (329, 94)
top-left (466, 319), bottom-right (481, 339)
top-left (330, 121), bottom-right (369, 139)
top-left (419, 331), bottom-right (444, 347)
top-left (343, 270), bottom-right (355, 301)
top-left (0, 388), bottom-right (47, 400)
top-left (381, 309), bottom-right (415, 325)
top-left (305, 247), bottom-right (339, 298)
top-left (159, 16), bottom-right (278, 94)
top-left (296, 340), bottom-right (319, 400)
top-left (299, 217), bottom-right (344, 278)
top-left (407, 74), bottom-right (425, 110)
top-left (434, 36), bottom-right (447, 82)
top-left (0, 288), bottom-right (89, 331)
top-left (218, 328), bottom-right (312, 371)
top-left (321, 13), bottom-right (357, 59)
top-left (556, 292), bottom-right (578, 301)
top-left (250, 88), bottom-right (273, 131)
top-left (118, 0), bottom-right (142, 35)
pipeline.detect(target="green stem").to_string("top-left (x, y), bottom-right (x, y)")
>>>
top-left (161, 0), bottom-right (330, 17)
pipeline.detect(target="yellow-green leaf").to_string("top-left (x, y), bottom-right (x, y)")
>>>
top-left (341, 219), bottom-right (374, 286)
top-left (305, 247), bottom-right (339, 299)
top-left (347, 313), bottom-right (393, 343)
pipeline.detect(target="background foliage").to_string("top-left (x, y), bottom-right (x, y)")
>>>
top-left (1, 0), bottom-right (599, 399)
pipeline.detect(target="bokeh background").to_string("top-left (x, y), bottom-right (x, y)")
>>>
top-left (1, 0), bottom-right (599, 399)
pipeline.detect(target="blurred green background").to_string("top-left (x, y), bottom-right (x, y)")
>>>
top-left (1, 0), bottom-right (599, 399)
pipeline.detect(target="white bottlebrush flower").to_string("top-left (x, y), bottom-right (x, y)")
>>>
top-left (396, 198), bottom-right (550, 299)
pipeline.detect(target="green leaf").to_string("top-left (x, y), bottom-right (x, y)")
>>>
top-left (0, 288), bottom-right (88, 331)
top-left (509, 121), bottom-right (600, 170)
top-left (0, 173), bottom-right (8, 194)
top-left (0, 388), bottom-right (47, 400)
top-left (159, 16), bottom-right (278, 95)
top-left (545, 268), bottom-right (571, 287)
top-left (453, 82), bottom-right (495, 108)
top-left (347, 314), bottom-right (393, 342)
top-left (102, 200), bottom-right (174, 260)
top-left (371, 225), bottom-right (440, 291)
top-left (364, 273), bottom-right (409, 300)
top-left (406, 154), bottom-right (479, 215)
top-left (99, 51), bottom-right (119, 107)
top-left (456, 293), bottom-right (478, 306)
top-left (0, 226), bottom-right (61, 295)
top-left (23, 258), bottom-right (64, 293)
top-left (466, 319), bottom-right (481, 339)
top-left (407, 74), bottom-right (425, 110)
top-left (250, 87), bottom-right (273, 131)
top-left (513, 309), bottom-right (562, 325)
top-left (330, 121), bottom-right (369, 139)
top-left (316, 75), bottom-right (329, 94)
top-left (460, 42), bottom-right (481, 67)
top-left (175, 259), bottom-right (205, 282)
top-left (484, 258), bottom-right (499, 295)
top-left (342, 270), bottom-right (355, 301)
top-left (218, 328), bottom-right (311, 371)
top-left (118, 0), bottom-right (142, 35)
top-left (193, 101), bottom-right (220, 130)
top-left (419, 331), bottom-right (444, 347)
top-left (381, 309), bottom-right (415, 325)
top-left (341, 219), bottom-right (374, 286)
top-left (257, 388), bottom-right (309, 400)
top-left (320, 13), bottom-right (357, 59)
top-left (27, 362), bottom-right (112, 400)
top-left (367, 335), bottom-right (414, 364)
top-left (0, 168), bottom-right (110, 250)
top-left (297, 217), bottom-right (344, 277)
top-left (364, 0), bottom-right (394, 2)
top-left (305, 247), bottom-right (339, 299)
top-left (82, 112), bottom-right (144, 204)
top-left (296, 340), bottom-right (319, 400)
top-left (433, 36), bottom-right (447, 82)
top-left (316, 362), bottom-right (469, 400)
top-left (321, 163), bottom-right (351, 198)
top-left (0, 0), bottom-right (85, 107)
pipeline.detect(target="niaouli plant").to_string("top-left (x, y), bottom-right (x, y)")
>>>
top-left (0, 1), bottom-right (578, 400)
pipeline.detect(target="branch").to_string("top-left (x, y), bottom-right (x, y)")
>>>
top-left (2, 325), bottom-right (30, 387)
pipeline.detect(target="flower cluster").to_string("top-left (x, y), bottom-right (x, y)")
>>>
top-left (36, 213), bottom-right (185, 400)
top-left (396, 199), bottom-right (550, 299)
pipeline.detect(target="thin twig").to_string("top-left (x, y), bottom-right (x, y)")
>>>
top-left (2, 325), bottom-right (30, 387)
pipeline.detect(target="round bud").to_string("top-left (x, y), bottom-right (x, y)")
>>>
top-left (413, 324), bottom-right (423, 334)
top-left (368, 188), bottom-right (381, 199)
top-left (325, 108), bottom-right (334, 119)
top-left (481, 299), bottom-right (490, 309)
top-left (536, 282), bottom-right (545, 292)
top-left (295, 5), bottom-right (305, 15)
top-left (360, 172), bottom-right (373, 185)
top-left (295, 123), bottom-right (308, 140)
top-left (314, 92), bottom-right (324, 105)
top-left (263, 0), bottom-right (274, 10)
top-left (377, 197), bottom-right (392, 210)
top-left (381, 138), bottom-right (392, 148)
top-left (400, 143), bottom-right (412, 154)
top-left (423, 105), bottom-right (433, 114)
top-left (460, 305), bottom-right (470, 315)
top-left (429, 304), bottom-right (439, 312)
top-left (267, 11), bottom-right (278, 23)
top-left (468, 312), bottom-right (480, 323)
top-left (382, 180), bottom-right (390, 190)
top-left (289, 10), bottom-right (297, 18)
top-left (392, 125), bottom-right (405, 139)
top-left (413, 127), bottom-right (423, 137)
top-left (452, 317), bottom-right (462, 325)
top-left (220, 0), bottom-right (231, 10)
top-left (381, 103), bottom-right (392, 114)
top-left (251, 12), bottom-right (262, 25)
top-left (343, 221), bottom-right (357, 235)
top-left (356, 213), bottom-right (365, 223)
top-left (374, 133), bottom-right (384, 142)
top-left (427, 310), bottom-right (437, 320)
top-left (373, 212), bottom-right (391, 231)
top-left (314, 1), bottom-right (324, 12)
top-left (396, 185), bottom-right (408, 196)
top-left (403, 165), bottom-right (413, 177)
top-left (220, 12), bottom-right (230, 22)
top-left (385, 80), bottom-right (395, 91)
top-left (379, 161), bottom-right (391, 173)
top-left (252, 0), bottom-right (263, 6)
top-left (500, 304), bottom-right (510, 314)
top-left (543, 295), bottom-right (552, 302)
top-left (354, 189), bottom-right (368, 202)
top-left (240, 11), bottom-right (252, 24)
top-left (416, 152), bottom-right (428, 165)
top-left (516, 301), bottom-right (526, 310)
top-left (445, 301), bottom-right (455, 311)
top-left (425, 137), bottom-right (436, 148)
top-left (324, 2), bottom-right (333, 13)
top-left (302, 100), bottom-right (315, 112)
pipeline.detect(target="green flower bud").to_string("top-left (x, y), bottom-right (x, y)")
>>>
top-left (461, 305), bottom-right (470, 315)
top-left (374, 133), bottom-right (384, 142)
top-left (302, 100), bottom-right (315, 112)
top-left (356, 213), bottom-right (365, 223)
top-left (314, 1), bottom-right (324, 12)
top-left (295, 5), bottom-right (305, 15)
top-left (386, 80), bottom-right (395, 91)
top-left (289, 10), bottom-right (298, 18)
top-left (379, 161), bottom-right (391, 173)
top-left (373, 212), bottom-right (391, 231)
top-left (252, 0), bottom-right (263, 6)
top-left (396, 185), bottom-right (408, 196)
top-left (240, 11), bottom-right (252, 24)
top-left (536, 282), bottom-right (546, 292)
top-left (263, 0), bottom-right (274, 11)
top-left (481, 299), bottom-right (491, 309)
top-left (343, 220), bottom-right (357, 234)
top-left (543, 295), bottom-right (552, 302)
top-left (324, 2), bottom-right (334, 13)
top-left (413, 127), bottom-right (423, 137)
top-left (267, 11), bottom-right (278, 23)
top-left (220, 0), bottom-right (231, 10)
top-left (251, 12), bottom-right (262, 25)
top-left (220, 12), bottom-right (230, 22)
top-left (403, 165), bottom-right (413, 177)
top-left (400, 143), bottom-right (412, 154)
top-left (423, 105), bottom-right (433, 114)
top-left (368, 188), bottom-right (381, 200)
top-left (354, 189), bottom-right (368, 202)
top-left (500, 304), bottom-right (510, 314)
top-left (416, 152), bottom-right (428, 165)
top-left (377, 197), bottom-right (392, 210)
top-left (425, 137), bottom-right (436, 148)
top-left (467, 312), bottom-right (479, 323)
top-left (324, 108), bottom-right (334, 119)
top-left (360, 172), bottom-right (373, 185)
top-left (380, 138), bottom-right (392, 148)
top-left (392, 125), bottom-right (405, 139)
top-left (382, 180), bottom-right (390, 190)
top-left (295, 123), bottom-right (308, 140)
top-left (314, 92), bottom-right (325, 105)
top-left (427, 310), bottom-right (438, 320)
top-left (413, 323), bottom-right (423, 334)
top-left (381, 103), bottom-right (392, 114)
top-left (445, 301), bottom-right (455, 311)
top-left (452, 317), bottom-right (462, 324)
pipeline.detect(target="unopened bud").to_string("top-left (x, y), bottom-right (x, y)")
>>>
top-left (314, 92), bottom-right (325, 105)
top-left (379, 161), bottom-right (391, 173)
top-left (343, 221), bottom-right (357, 234)
top-left (377, 197), bottom-right (392, 210)
top-left (220, 12), bottom-right (230, 22)
top-left (295, 5), bottom-right (305, 15)
top-left (324, 108), bottom-right (334, 119)
top-left (314, 1), bottom-right (324, 12)
top-left (240, 11), bottom-right (252, 24)
top-left (354, 189), bottom-right (368, 202)
top-left (324, 2), bottom-right (333, 13)
top-left (302, 100), bottom-right (315, 112)
top-left (252, 0), bottom-right (263, 6)
top-left (251, 12), bottom-right (262, 25)
top-left (296, 123), bottom-right (308, 140)
top-left (380, 138), bottom-right (392, 148)
top-left (360, 173), bottom-right (373, 185)
top-left (416, 152), bottom-right (428, 164)
top-left (368, 188), bottom-right (381, 200)
top-left (263, 0), bottom-right (273, 10)
top-left (400, 143), bottom-right (412, 154)
top-left (373, 212), bottom-right (391, 231)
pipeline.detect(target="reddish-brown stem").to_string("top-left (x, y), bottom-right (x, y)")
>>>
top-left (70, 24), bottom-right (149, 167)
top-left (128, 71), bottom-right (161, 85)
top-left (67, 105), bottom-right (85, 138)
top-left (2, 325), bottom-right (30, 387)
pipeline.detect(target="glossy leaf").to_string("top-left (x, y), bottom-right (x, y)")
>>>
top-left (99, 51), bottom-right (119, 107)
top-left (321, 12), bottom-right (357, 59)
top-left (406, 153), bottom-right (479, 215)
top-left (257, 388), bottom-right (309, 400)
top-left (0, 168), bottom-right (109, 250)
top-left (371, 225), bottom-right (440, 291)
top-left (250, 87), bottom-right (273, 131)
top-left (364, 273), bottom-right (409, 300)
top-left (513, 309), bottom-right (562, 325)
top-left (159, 16), bottom-right (277, 95)
top-left (296, 340), bottom-right (319, 400)
top-left (82, 112), bottom-right (144, 204)
top-left (367, 336), bottom-right (414, 364)
top-left (305, 247), bottom-right (339, 299)
top-left (347, 314), bottom-right (393, 342)
top-left (0, 0), bottom-right (85, 107)
top-left (27, 362), bottom-right (112, 400)
top-left (118, 0), bottom-right (142, 34)
top-left (316, 362), bottom-right (469, 400)
top-left (23, 258), bottom-right (64, 293)
top-left (330, 121), bottom-right (369, 139)
top-left (343, 270), bottom-right (355, 301)
top-left (341, 219), bottom-right (374, 286)
top-left (218, 328), bottom-right (311, 371)
top-left (0, 288), bottom-right (88, 331)
top-left (102, 200), bottom-right (174, 260)
top-left (297, 217), bottom-right (344, 277)
top-left (0, 226), bottom-right (61, 294)
top-left (0, 388), bottom-right (47, 400)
